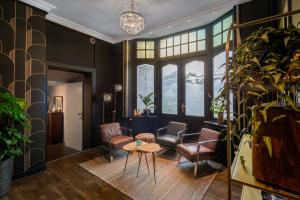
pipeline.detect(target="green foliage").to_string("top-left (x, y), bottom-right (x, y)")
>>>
top-left (210, 96), bottom-right (226, 114)
top-left (138, 92), bottom-right (154, 110)
top-left (220, 25), bottom-right (300, 158)
top-left (0, 92), bottom-right (31, 161)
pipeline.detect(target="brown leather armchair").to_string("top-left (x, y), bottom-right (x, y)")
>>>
top-left (100, 123), bottom-right (133, 162)
top-left (156, 121), bottom-right (187, 150)
top-left (176, 128), bottom-right (220, 177)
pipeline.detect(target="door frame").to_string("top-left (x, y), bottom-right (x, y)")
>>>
top-left (47, 61), bottom-right (96, 152)
top-left (157, 55), bottom-right (209, 132)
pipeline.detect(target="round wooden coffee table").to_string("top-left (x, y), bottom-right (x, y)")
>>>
top-left (122, 142), bottom-right (160, 184)
top-left (139, 143), bottom-right (160, 184)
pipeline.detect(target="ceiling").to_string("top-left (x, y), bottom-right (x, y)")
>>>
top-left (21, 0), bottom-right (250, 44)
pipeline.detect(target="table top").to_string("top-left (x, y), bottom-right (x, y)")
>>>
top-left (122, 142), bottom-right (160, 153)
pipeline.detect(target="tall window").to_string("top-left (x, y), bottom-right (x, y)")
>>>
top-left (162, 64), bottom-right (178, 114)
top-left (213, 15), bottom-right (233, 47)
top-left (137, 64), bottom-right (154, 112)
top-left (137, 41), bottom-right (155, 59)
top-left (160, 28), bottom-right (206, 58)
top-left (213, 51), bottom-right (233, 118)
top-left (185, 61), bottom-right (205, 116)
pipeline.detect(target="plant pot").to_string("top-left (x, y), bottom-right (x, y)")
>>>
top-left (217, 112), bottom-right (224, 125)
top-left (143, 109), bottom-right (151, 116)
top-left (252, 107), bottom-right (300, 193)
top-left (0, 158), bottom-right (13, 197)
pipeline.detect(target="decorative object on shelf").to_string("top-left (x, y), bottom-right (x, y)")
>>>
top-left (102, 93), bottom-right (112, 124)
top-left (222, 25), bottom-right (300, 194)
top-left (112, 84), bottom-right (123, 122)
top-left (0, 92), bottom-right (31, 197)
top-left (120, 0), bottom-right (145, 35)
top-left (138, 92), bottom-right (154, 116)
top-left (210, 96), bottom-right (226, 125)
top-left (54, 96), bottom-right (63, 112)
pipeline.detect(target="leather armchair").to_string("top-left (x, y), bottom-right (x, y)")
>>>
top-left (156, 121), bottom-right (187, 150)
top-left (100, 123), bottom-right (133, 162)
top-left (176, 128), bottom-right (220, 177)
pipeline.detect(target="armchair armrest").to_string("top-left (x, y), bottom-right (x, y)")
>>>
top-left (156, 126), bottom-right (168, 137)
top-left (177, 128), bottom-right (187, 140)
top-left (196, 139), bottom-right (220, 152)
top-left (181, 132), bottom-right (201, 138)
top-left (120, 126), bottom-right (133, 137)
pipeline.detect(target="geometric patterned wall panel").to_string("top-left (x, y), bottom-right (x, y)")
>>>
top-left (0, 0), bottom-right (46, 177)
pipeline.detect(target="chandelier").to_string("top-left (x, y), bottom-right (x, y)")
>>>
top-left (120, 0), bottom-right (145, 35)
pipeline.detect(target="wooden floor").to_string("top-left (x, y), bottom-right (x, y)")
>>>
top-left (47, 143), bottom-right (79, 162)
top-left (1, 149), bottom-right (242, 200)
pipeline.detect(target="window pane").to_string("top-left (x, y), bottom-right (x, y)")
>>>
top-left (146, 50), bottom-right (154, 59)
top-left (189, 42), bottom-right (197, 53)
top-left (189, 31), bottom-right (197, 42)
top-left (167, 47), bottom-right (173, 57)
top-left (213, 22), bottom-right (222, 35)
top-left (137, 64), bottom-right (154, 112)
top-left (174, 35), bottom-right (181, 46)
top-left (213, 51), bottom-right (233, 118)
top-left (167, 37), bottom-right (173, 47)
top-left (160, 48), bottom-right (166, 58)
top-left (222, 30), bottom-right (233, 43)
top-left (137, 50), bottom-right (145, 59)
top-left (223, 15), bottom-right (232, 30)
top-left (174, 45), bottom-right (180, 55)
top-left (213, 34), bottom-right (222, 47)
top-left (160, 39), bottom-right (166, 48)
top-left (197, 40), bottom-right (205, 51)
top-left (181, 33), bottom-right (188, 44)
top-left (197, 29), bottom-right (206, 40)
top-left (146, 41), bottom-right (155, 49)
top-left (162, 64), bottom-right (178, 114)
top-left (185, 61), bottom-right (204, 116)
top-left (137, 41), bottom-right (145, 49)
top-left (181, 44), bottom-right (188, 54)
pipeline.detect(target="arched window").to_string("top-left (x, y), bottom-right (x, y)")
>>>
top-left (137, 64), bottom-right (155, 112)
top-left (185, 61), bottom-right (205, 116)
top-left (162, 64), bottom-right (178, 114)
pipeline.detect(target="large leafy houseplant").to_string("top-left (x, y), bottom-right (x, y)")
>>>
top-left (221, 25), bottom-right (300, 193)
top-left (0, 92), bottom-right (31, 197)
top-left (210, 96), bottom-right (226, 125)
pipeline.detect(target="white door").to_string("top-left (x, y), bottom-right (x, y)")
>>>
top-left (64, 82), bottom-right (83, 151)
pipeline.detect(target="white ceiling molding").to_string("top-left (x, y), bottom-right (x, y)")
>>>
top-left (46, 13), bottom-right (114, 43)
top-left (20, 0), bottom-right (56, 12)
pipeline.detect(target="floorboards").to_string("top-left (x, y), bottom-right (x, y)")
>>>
top-left (1, 149), bottom-right (241, 200)
top-left (47, 143), bottom-right (79, 162)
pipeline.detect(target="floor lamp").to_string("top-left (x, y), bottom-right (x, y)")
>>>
top-left (102, 93), bottom-right (112, 124)
top-left (112, 84), bottom-right (122, 122)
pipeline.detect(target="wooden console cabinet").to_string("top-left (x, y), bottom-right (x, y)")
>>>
top-left (48, 112), bottom-right (64, 145)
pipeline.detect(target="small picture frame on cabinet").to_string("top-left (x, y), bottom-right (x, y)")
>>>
top-left (54, 96), bottom-right (63, 112)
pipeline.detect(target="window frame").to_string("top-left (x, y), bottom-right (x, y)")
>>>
top-left (212, 12), bottom-right (234, 48)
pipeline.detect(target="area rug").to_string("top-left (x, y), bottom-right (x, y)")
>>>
top-left (79, 151), bottom-right (218, 200)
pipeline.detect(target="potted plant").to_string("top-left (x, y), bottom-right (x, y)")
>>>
top-left (222, 25), bottom-right (300, 193)
top-left (138, 92), bottom-right (154, 116)
top-left (0, 92), bottom-right (31, 197)
top-left (210, 96), bottom-right (226, 125)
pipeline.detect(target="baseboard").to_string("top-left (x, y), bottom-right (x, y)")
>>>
top-left (12, 163), bottom-right (47, 180)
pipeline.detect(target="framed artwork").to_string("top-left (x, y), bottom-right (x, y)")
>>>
top-left (54, 96), bottom-right (63, 112)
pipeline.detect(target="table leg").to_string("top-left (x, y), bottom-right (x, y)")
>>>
top-left (144, 153), bottom-right (150, 174)
top-left (136, 152), bottom-right (142, 178)
top-left (152, 152), bottom-right (157, 184)
top-left (123, 151), bottom-right (129, 174)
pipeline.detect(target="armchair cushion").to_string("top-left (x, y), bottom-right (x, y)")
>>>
top-left (166, 121), bottom-right (187, 136)
top-left (103, 135), bottom-right (134, 148)
top-left (156, 134), bottom-right (180, 147)
top-left (100, 123), bottom-right (122, 138)
top-left (176, 143), bottom-right (214, 162)
top-left (198, 128), bottom-right (220, 150)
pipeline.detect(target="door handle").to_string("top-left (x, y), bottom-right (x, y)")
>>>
top-left (180, 103), bottom-right (186, 114)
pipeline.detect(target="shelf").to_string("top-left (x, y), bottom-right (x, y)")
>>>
top-left (241, 186), bottom-right (261, 200)
top-left (232, 134), bottom-right (300, 200)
